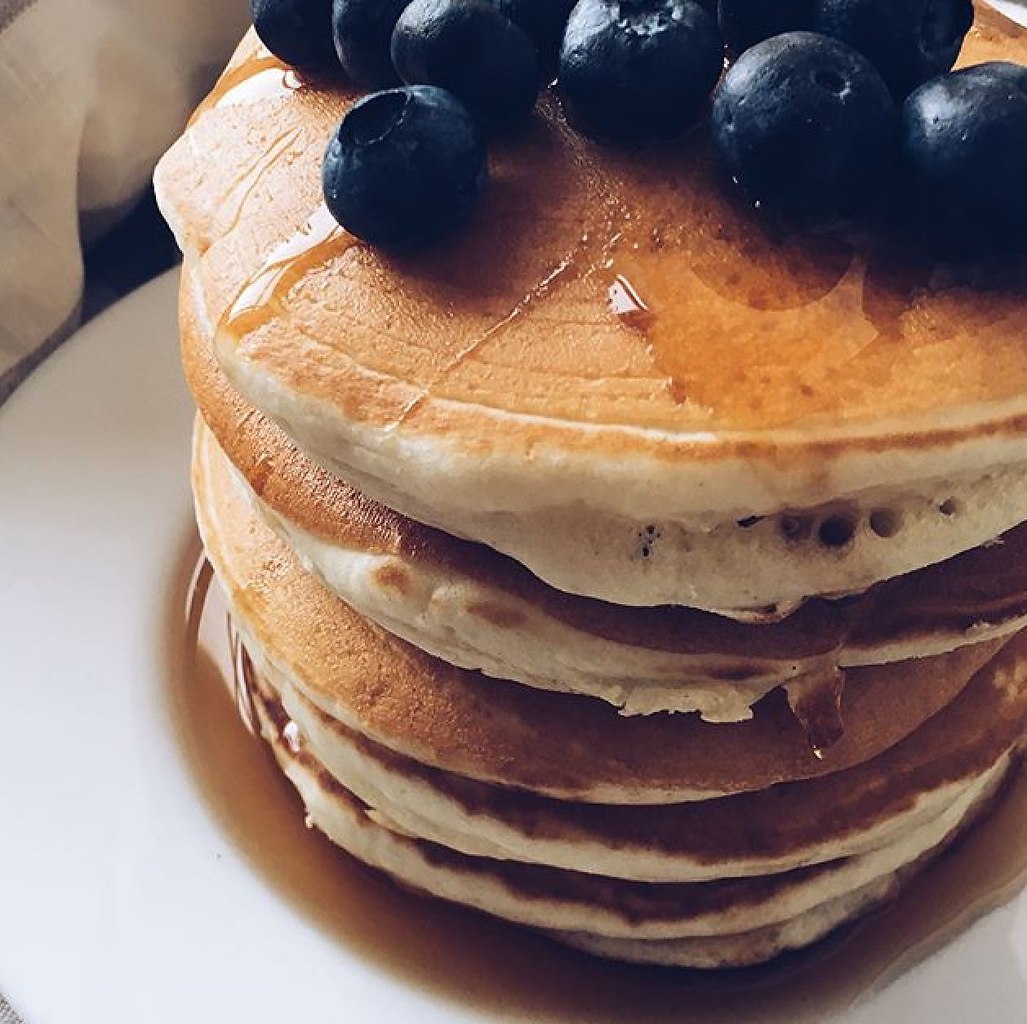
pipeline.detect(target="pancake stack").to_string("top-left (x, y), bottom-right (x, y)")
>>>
top-left (156, 5), bottom-right (1027, 968)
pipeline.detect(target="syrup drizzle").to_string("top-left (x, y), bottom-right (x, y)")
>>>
top-left (196, 15), bottom-right (1027, 449)
top-left (216, 67), bottom-right (305, 111)
top-left (223, 204), bottom-right (353, 337)
top-left (228, 615), bottom-right (260, 737)
top-left (189, 53), bottom-right (295, 126)
top-left (184, 48), bottom-right (311, 243)
top-left (477, 253), bottom-right (579, 345)
top-left (784, 668), bottom-right (847, 759)
top-left (217, 127), bottom-right (304, 235)
top-left (209, 78), bottom-right (624, 429)
top-left (184, 551), bottom-right (301, 746)
top-left (385, 158), bottom-right (639, 428)
top-left (197, 52), bottom-right (911, 434)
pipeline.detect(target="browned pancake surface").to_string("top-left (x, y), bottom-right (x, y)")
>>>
top-left (163, 7), bottom-right (1027, 466)
top-left (288, 638), bottom-right (1027, 864)
top-left (194, 423), bottom-right (1006, 802)
top-left (251, 674), bottom-right (1017, 935)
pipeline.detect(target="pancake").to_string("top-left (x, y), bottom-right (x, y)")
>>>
top-left (165, 5), bottom-right (1027, 968)
top-left (247, 662), bottom-right (1016, 966)
top-left (182, 302), bottom-right (1027, 720)
top-left (192, 414), bottom-right (1007, 804)
top-left (269, 638), bottom-right (1027, 882)
top-left (156, 7), bottom-right (1027, 611)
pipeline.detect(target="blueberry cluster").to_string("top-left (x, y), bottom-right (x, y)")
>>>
top-left (253, 0), bottom-right (564, 245)
top-left (713, 1), bottom-right (1027, 251)
top-left (718, 0), bottom-right (973, 94)
top-left (251, 0), bottom-right (1027, 254)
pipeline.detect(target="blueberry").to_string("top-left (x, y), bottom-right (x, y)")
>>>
top-left (487, 0), bottom-right (576, 65)
top-left (391, 0), bottom-right (542, 125)
top-left (559, 0), bottom-right (724, 141)
top-left (717, 0), bottom-right (813, 55)
top-left (814, 0), bottom-right (974, 97)
top-left (251, 0), bottom-right (338, 72)
top-left (332, 0), bottom-right (408, 88)
top-left (323, 86), bottom-right (487, 248)
top-left (901, 62), bottom-right (1027, 253)
top-left (711, 32), bottom-right (894, 216)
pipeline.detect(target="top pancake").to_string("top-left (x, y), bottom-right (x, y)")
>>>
top-left (181, 287), bottom-right (1027, 721)
top-left (156, 7), bottom-right (1027, 607)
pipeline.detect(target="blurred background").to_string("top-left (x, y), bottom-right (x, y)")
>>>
top-left (0, 0), bottom-right (249, 402)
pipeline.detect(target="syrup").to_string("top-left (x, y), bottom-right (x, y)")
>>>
top-left (189, 54), bottom-right (296, 126)
top-left (217, 127), bottom-right (304, 236)
top-left (199, 12), bottom-right (1027, 443)
top-left (784, 668), bottom-right (846, 760)
top-left (215, 67), bottom-right (305, 111)
top-left (166, 534), bottom-right (1027, 1023)
top-left (186, 52), bottom-right (310, 238)
top-left (223, 204), bottom-right (353, 337)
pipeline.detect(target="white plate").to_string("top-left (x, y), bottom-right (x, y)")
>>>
top-left (2, 263), bottom-right (1027, 1024)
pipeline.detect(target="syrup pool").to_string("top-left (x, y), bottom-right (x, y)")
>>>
top-left (164, 533), bottom-right (1027, 1023)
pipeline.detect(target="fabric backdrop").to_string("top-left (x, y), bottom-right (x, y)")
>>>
top-left (0, 0), bottom-right (248, 399)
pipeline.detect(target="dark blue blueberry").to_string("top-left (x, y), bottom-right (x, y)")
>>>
top-left (332, 0), bottom-right (408, 88)
top-left (711, 32), bottom-right (894, 216)
top-left (814, 0), bottom-right (974, 97)
top-left (251, 0), bottom-right (338, 72)
top-left (902, 62), bottom-right (1027, 254)
top-left (717, 0), bottom-right (812, 55)
top-left (559, 0), bottom-right (724, 141)
top-left (323, 86), bottom-right (487, 248)
top-left (391, 0), bottom-right (542, 125)
top-left (487, 0), bottom-right (576, 65)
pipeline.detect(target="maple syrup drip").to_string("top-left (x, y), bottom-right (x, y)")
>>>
top-left (189, 53), bottom-right (293, 126)
top-left (222, 204), bottom-right (354, 337)
top-left (184, 552), bottom-right (214, 640)
top-left (784, 668), bottom-right (847, 758)
top-left (215, 66), bottom-right (306, 111)
top-left (216, 128), bottom-right (305, 237)
top-left (183, 49), bottom-right (312, 247)
top-left (476, 255), bottom-right (578, 343)
top-left (228, 616), bottom-right (260, 737)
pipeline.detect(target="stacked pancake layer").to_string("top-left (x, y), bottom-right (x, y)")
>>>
top-left (192, 417), bottom-right (1027, 967)
top-left (160, 4), bottom-right (1027, 968)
